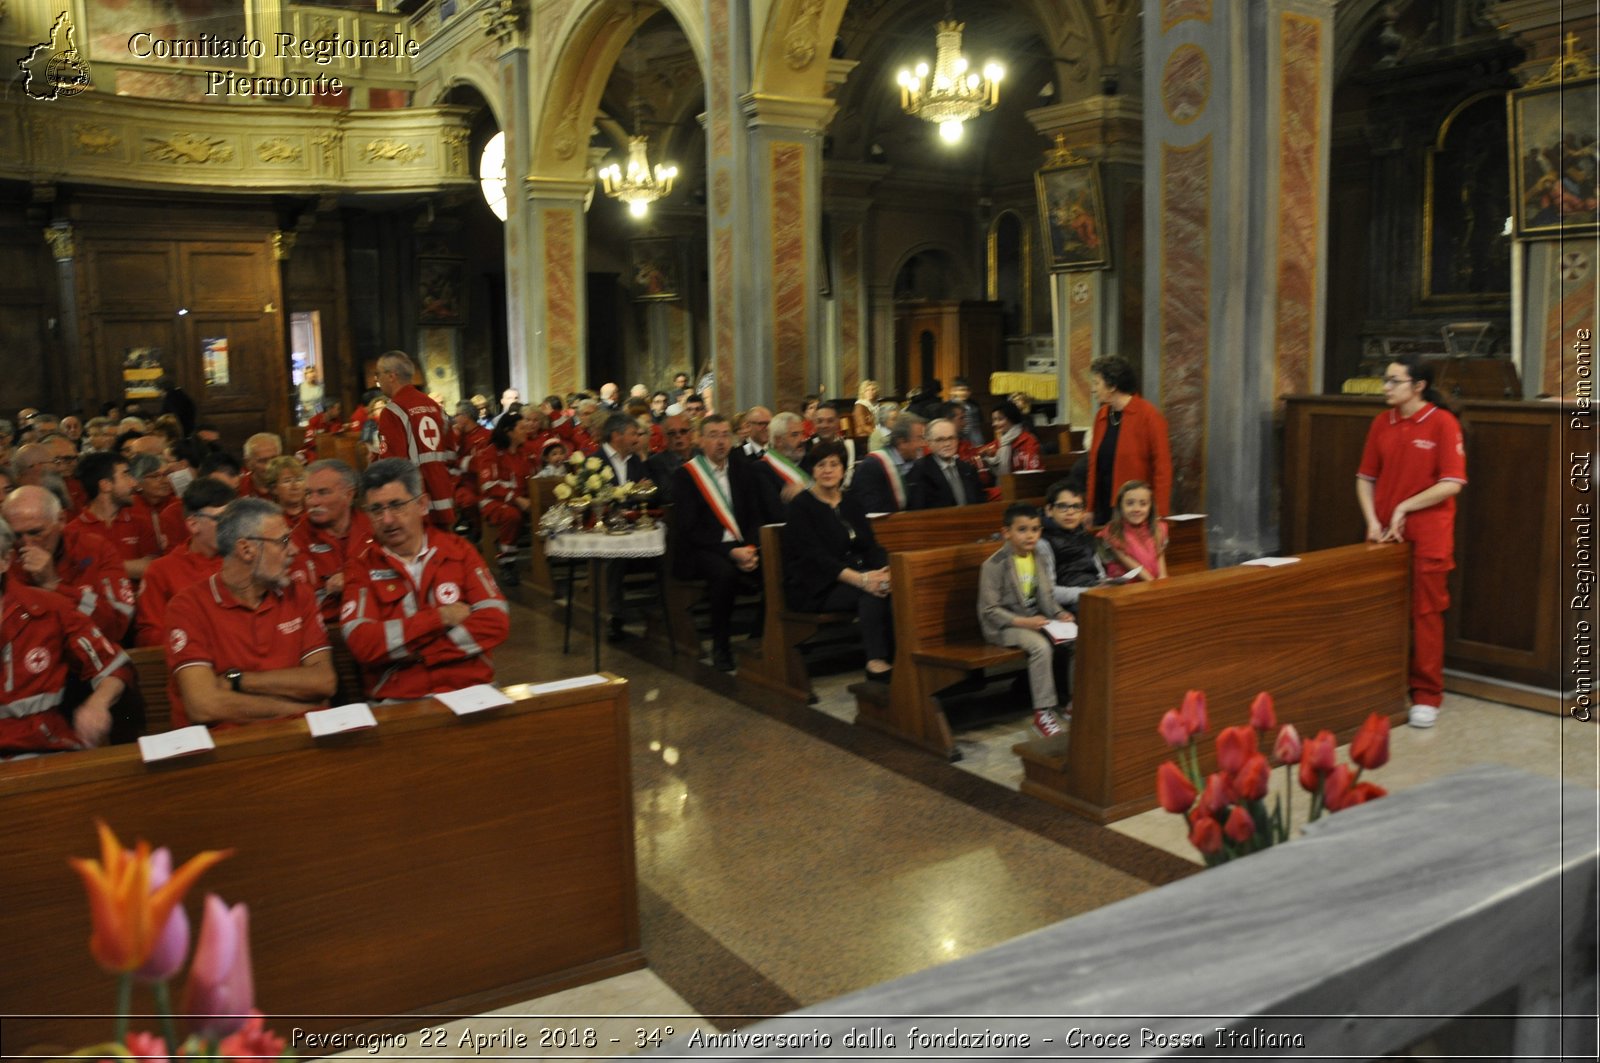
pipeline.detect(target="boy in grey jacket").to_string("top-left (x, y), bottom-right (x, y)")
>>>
top-left (978, 503), bottom-right (1078, 738)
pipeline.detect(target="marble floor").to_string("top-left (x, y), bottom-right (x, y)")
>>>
top-left (361, 594), bottom-right (1596, 1055)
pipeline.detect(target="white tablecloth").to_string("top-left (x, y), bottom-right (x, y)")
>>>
top-left (544, 526), bottom-right (667, 559)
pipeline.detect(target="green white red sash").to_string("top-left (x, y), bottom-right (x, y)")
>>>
top-left (868, 451), bottom-right (907, 510)
top-left (762, 449), bottom-right (811, 489)
top-left (685, 456), bottom-right (743, 541)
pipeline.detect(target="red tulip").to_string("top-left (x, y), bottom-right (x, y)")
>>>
top-left (218, 1013), bottom-right (287, 1061)
top-left (1180, 689), bottom-right (1208, 735)
top-left (1200, 772), bottom-right (1235, 815)
top-left (1273, 724), bottom-right (1302, 765)
top-left (182, 894), bottom-right (255, 1039)
top-left (1347, 781), bottom-right (1388, 806)
top-left (1156, 761), bottom-right (1198, 813)
top-left (1189, 812), bottom-right (1223, 855)
top-left (1233, 752), bottom-right (1271, 801)
top-left (1158, 709), bottom-right (1192, 748)
top-left (1215, 725), bottom-right (1256, 774)
top-left (1249, 691), bottom-right (1277, 731)
top-left (135, 848), bottom-right (190, 983)
top-left (1224, 804), bottom-right (1255, 844)
top-left (1307, 730), bottom-right (1338, 772)
top-left (123, 1031), bottom-right (169, 1063)
top-left (1322, 764), bottom-right (1354, 811)
top-left (1350, 713), bottom-right (1391, 771)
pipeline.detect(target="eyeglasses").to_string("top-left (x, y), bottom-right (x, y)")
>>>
top-left (364, 495), bottom-right (421, 517)
top-left (244, 533), bottom-right (293, 549)
top-left (1381, 377), bottom-right (1415, 387)
top-left (1050, 502), bottom-right (1085, 511)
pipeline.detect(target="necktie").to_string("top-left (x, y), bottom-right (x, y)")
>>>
top-left (944, 462), bottom-right (964, 505)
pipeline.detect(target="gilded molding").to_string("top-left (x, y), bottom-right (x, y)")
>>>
top-left (43, 223), bottom-right (74, 262)
top-left (74, 124), bottom-right (120, 155)
top-left (313, 129), bottom-right (345, 171)
top-left (482, 0), bottom-right (528, 46)
top-left (443, 129), bottom-right (468, 173)
top-left (272, 231), bottom-right (297, 261)
top-left (784, 0), bottom-right (825, 70)
top-left (145, 133), bottom-right (235, 165)
top-left (1526, 31), bottom-right (1596, 86)
top-left (362, 138), bottom-right (425, 163)
top-left (256, 138), bottom-right (304, 164)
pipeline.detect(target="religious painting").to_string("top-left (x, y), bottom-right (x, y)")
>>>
top-left (418, 257), bottom-right (466, 324)
top-left (1035, 158), bottom-right (1111, 272)
top-left (1510, 73), bottom-right (1599, 238)
top-left (1422, 94), bottom-right (1511, 302)
top-left (631, 238), bottom-right (682, 301)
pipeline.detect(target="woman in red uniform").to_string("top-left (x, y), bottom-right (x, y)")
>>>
top-left (1356, 353), bottom-right (1467, 728)
top-left (474, 412), bottom-right (534, 584)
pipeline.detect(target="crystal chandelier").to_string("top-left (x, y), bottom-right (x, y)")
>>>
top-left (599, 12), bottom-right (678, 218)
top-left (896, 8), bottom-right (1004, 144)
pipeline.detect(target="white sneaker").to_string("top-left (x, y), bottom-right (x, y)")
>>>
top-left (1032, 708), bottom-right (1066, 738)
top-left (1408, 704), bottom-right (1438, 729)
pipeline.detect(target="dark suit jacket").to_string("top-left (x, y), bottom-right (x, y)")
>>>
top-left (781, 490), bottom-right (887, 612)
top-left (669, 457), bottom-right (765, 580)
top-left (600, 444), bottom-right (648, 485)
top-left (846, 451), bottom-right (911, 514)
top-left (645, 451), bottom-right (688, 502)
top-left (907, 453), bottom-right (982, 509)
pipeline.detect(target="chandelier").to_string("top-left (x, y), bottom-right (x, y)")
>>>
top-left (896, 9), bottom-right (1004, 144)
top-left (599, 11), bottom-right (678, 218)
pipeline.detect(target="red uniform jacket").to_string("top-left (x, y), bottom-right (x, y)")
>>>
top-left (376, 384), bottom-right (458, 527)
top-left (15, 524), bottom-right (136, 643)
top-left (453, 424), bottom-right (493, 515)
top-left (0, 583), bottom-right (130, 753)
top-left (473, 446), bottom-right (532, 525)
top-left (135, 543), bottom-right (223, 647)
top-left (338, 532), bottom-right (510, 701)
top-left (289, 511), bottom-right (374, 623)
top-left (1085, 395), bottom-right (1174, 519)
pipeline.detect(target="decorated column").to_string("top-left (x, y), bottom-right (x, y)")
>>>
top-left (521, 180), bottom-right (590, 398)
top-left (1143, 0), bottom-right (1335, 559)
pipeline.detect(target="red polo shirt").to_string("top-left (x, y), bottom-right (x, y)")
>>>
top-left (1357, 402), bottom-right (1467, 561)
top-left (134, 542), bottom-right (223, 647)
top-left (158, 497), bottom-right (189, 550)
top-left (75, 504), bottom-right (161, 568)
top-left (164, 574), bottom-right (329, 728)
top-left (290, 510), bottom-right (374, 622)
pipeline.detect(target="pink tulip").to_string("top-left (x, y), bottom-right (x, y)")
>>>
top-left (1158, 709), bottom-right (1192, 748)
top-left (1180, 689), bottom-right (1208, 736)
top-left (134, 848), bottom-right (190, 983)
top-left (182, 894), bottom-right (254, 1039)
top-left (1200, 772), bottom-right (1235, 815)
top-left (1249, 691), bottom-right (1277, 732)
top-left (1272, 724), bottom-right (1302, 766)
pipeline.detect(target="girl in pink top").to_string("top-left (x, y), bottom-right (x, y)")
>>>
top-left (1099, 480), bottom-right (1167, 581)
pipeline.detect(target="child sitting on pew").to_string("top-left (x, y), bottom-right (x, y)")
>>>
top-left (1099, 480), bottom-right (1167, 582)
top-left (1041, 478), bottom-right (1106, 607)
top-left (978, 503), bottom-right (1077, 739)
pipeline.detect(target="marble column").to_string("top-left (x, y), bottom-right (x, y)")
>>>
top-left (497, 37), bottom-right (536, 402)
top-left (1143, 0), bottom-right (1334, 560)
top-left (520, 180), bottom-right (590, 399)
top-left (829, 205), bottom-right (871, 400)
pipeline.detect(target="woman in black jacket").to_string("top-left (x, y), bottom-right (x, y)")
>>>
top-left (782, 440), bottom-right (894, 681)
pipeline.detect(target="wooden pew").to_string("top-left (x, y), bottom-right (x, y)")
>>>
top-left (1164, 513), bottom-right (1209, 576)
top-left (527, 477), bottom-right (566, 597)
top-left (0, 677), bottom-right (640, 1055)
top-left (999, 470), bottom-right (1051, 501)
top-left (313, 431), bottom-right (369, 472)
top-left (126, 646), bottom-right (171, 735)
top-left (1015, 543), bottom-right (1410, 822)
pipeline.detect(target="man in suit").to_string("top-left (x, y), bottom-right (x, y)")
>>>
top-left (800, 405), bottom-right (857, 477)
top-left (737, 406), bottom-right (772, 461)
top-left (848, 413), bottom-right (925, 514)
top-left (646, 414), bottom-right (694, 503)
top-left (977, 503), bottom-right (1077, 738)
top-left (599, 413), bottom-right (649, 638)
top-left (669, 414), bottom-right (764, 672)
top-left (907, 418), bottom-right (982, 509)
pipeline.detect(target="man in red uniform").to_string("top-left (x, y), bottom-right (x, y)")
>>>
top-left (134, 479), bottom-right (234, 646)
top-left (2, 485), bottom-right (135, 642)
top-left (164, 497), bottom-right (335, 728)
top-left (129, 452), bottom-right (176, 555)
top-left (374, 351), bottom-right (457, 529)
top-left (291, 459), bottom-right (372, 623)
top-left (236, 433), bottom-right (282, 500)
top-left (339, 458), bottom-right (509, 701)
top-left (1357, 355), bottom-right (1467, 729)
top-left (0, 516), bottom-right (129, 754)
top-left (159, 451), bottom-right (241, 550)
top-left (451, 400), bottom-right (492, 536)
top-left (75, 452), bottom-right (162, 581)
top-left (298, 399), bottom-right (346, 462)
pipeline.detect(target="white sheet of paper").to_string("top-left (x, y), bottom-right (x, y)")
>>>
top-left (435, 684), bottom-right (515, 715)
top-left (866, 512), bottom-right (891, 519)
top-left (1166, 513), bottom-right (1207, 522)
top-left (138, 726), bottom-right (215, 763)
top-left (306, 703), bottom-right (378, 737)
top-left (1044, 620), bottom-right (1079, 643)
top-left (502, 675), bottom-right (609, 699)
top-left (1240, 556), bottom-right (1301, 567)
top-left (1109, 565), bottom-right (1144, 584)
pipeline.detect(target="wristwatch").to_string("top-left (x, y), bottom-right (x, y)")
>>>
top-left (224, 669), bottom-right (244, 693)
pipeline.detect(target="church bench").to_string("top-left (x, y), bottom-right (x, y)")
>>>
top-left (129, 635), bottom-right (364, 735)
top-left (1014, 542), bottom-right (1411, 822)
top-left (525, 477), bottom-right (566, 597)
top-left (0, 676), bottom-right (641, 1056)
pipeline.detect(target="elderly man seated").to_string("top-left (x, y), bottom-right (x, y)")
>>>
top-left (163, 497), bottom-right (335, 728)
top-left (1, 485), bottom-right (135, 642)
top-left (0, 517), bottom-right (129, 754)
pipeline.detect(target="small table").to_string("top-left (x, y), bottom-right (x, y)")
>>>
top-left (544, 526), bottom-right (669, 672)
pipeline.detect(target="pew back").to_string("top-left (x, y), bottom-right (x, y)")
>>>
top-left (892, 541), bottom-right (998, 654)
top-left (870, 501), bottom-right (1011, 555)
top-left (126, 647), bottom-right (171, 735)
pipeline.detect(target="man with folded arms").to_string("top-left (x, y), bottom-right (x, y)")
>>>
top-left (849, 413), bottom-right (926, 514)
top-left (292, 459), bottom-right (372, 623)
top-left (0, 517), bottom-right (128, 753)
top-left (164, 498), bottom-right (334, 728)
top-left (135, 478), bottom-right (235, 646)
top-left (340, 458), bottom-right (510, 701)
top-left (1, 485), bottom-right (135, 642)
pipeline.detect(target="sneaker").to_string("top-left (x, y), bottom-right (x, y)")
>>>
top-left (1032, 708), bottom-right (1066, 738)
top-left (1408, 704), bottom-right (1438, 729)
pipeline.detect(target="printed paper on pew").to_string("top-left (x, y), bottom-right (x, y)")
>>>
top-left (138, 726), bottom-right (215, 763)
top-left (306, 703), bottom-right (378, 737)
top-left (1107, 566), bottom-right (1143, 584)
top-left (1240, 556), bottom-right (1301, 567)
top-left (1166, 513), bottom-right (1207, 522)
top-left (435, 684), bottom-right (515, 715)
top-left (1044, 620), bottom-right (1078, 644)
top-left (502, 674), bottom-right (610, 698)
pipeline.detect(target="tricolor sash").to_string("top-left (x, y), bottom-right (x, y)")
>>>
top-left (869, 451), bottom-right (907, 510)
top-left (762, 449), bottom-right (811, 489)
top-left (685, 456), bottom-right (744, 542)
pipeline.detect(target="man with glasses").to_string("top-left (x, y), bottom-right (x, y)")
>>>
top-left (1, 485), bottom-right (135, 642)
top-left (339, 458), bottom-right (509, 700)
top-left (1039, 479), bottom-right (1107, 608)
top-left (291, 459), bottom-right (371, 623)
top-left (736, 406), bottom-right (773, 461)
top-left (134, 479), bottom-right (235, 646)
top-left (39, 434), bottom-right (88, 514)
top-left (907, 418), bottom-right (982, 510)
top-left (0, 516), bottom-right (129, 754)
top-left (163, 497), bottom-right (334, 728)
top-left (646, 414), bottom-right (696, 504)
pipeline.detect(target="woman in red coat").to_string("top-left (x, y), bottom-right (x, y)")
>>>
top-left (984, 400), bottom-right (1043, 473)
top-left (1084, 355), bottom-right (1173, 526)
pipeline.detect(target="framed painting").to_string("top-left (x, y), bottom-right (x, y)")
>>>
top-left (418, 257), bottom-right (466, 325)
top-left (1509, 72), bottom-right (1598, 238)
top-left (631, 238), bottom-right (681, 301)
top-left (1035, 156), bottom-right (1111, 272)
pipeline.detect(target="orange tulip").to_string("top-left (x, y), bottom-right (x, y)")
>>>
top-left (68, 821), bottom-right (231, 974)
